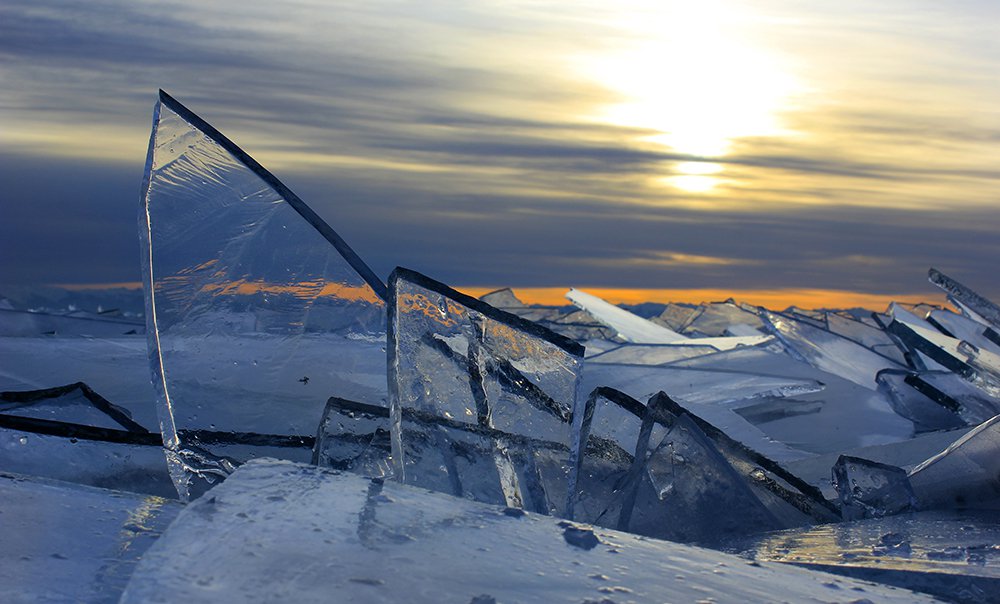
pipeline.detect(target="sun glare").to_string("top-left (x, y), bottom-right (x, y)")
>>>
top-left (580, 1), bottom-right (800, 193)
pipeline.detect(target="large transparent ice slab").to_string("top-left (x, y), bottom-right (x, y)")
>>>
top-left (730, 510), bottom-right (1000, 603)
top-left (761, 310), bottom-right (904, 390)
top-left (139, 91), bottom-right (387, 499)
top-left (929, 268), bottom-right (1000, 329)
top-left (388, 268), bottom-right (584, 515)
top-left (120, 459), bottom-right (935, 604)
top-left (928, 309), bottom-right (1000, 357)
top-left (908, 415), bottom-right (1000, 510)
top-left (1, 472), bottom-right (182, 603)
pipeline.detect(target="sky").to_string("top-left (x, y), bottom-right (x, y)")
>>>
top-left (1, 0), bottom-right (998, 308)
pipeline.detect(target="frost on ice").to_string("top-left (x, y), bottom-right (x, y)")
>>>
top-left (4, 93), bottom-right (1000, 602)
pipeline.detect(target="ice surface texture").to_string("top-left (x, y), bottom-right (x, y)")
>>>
top-left (119, 458), bottom-right (936, 603)
top-left (139, 91), bottom-right (387, 499)
top-left (731, 510), bottom-right (1000, 604)
top-left (909, 414), bottom-right (1000, 510)
top-left (0, 472), bottom-right (181, 604)
top-left (388, 268), bottom-right (584, 514)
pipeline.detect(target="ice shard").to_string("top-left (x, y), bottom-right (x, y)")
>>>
top-left (587, 343), bottom-right (719, 365)
top-left (1, 472), bottom-right (182, 603)
top-left (315, 395), bottom-right (568, 512)
top-left (905, 371), bottom-right (1000, 426)
top-left (566, 288), bottom-right (686, 343)
top-left (624, 401), bottom-right (786, 545)
top-left (478, 288), bottom-right (525, 308)
top-left (876, 370), bottom-right (967, 433)
top-left (312, 397), bottom-right (391, 478)
top-left (139, 91), bottom-right (387, 499)
top-left (388, 267), bottom-right (584, 515)
top-left (569, 387), bottom-right (656, 527)
top-left (908, 415), bottom-right (1000, 510)
top-left (682, 300), bottom-right (765, 337)
top-left (730, 510), bottom-right (1000, 603)
top-left (568, 289), bottom-right (771, 349)
top-left (826, 312), bottom-right (908, 366)
top-left (929, 268), bottom-right (1000, 329)
top-left (761, 309), bottom-right (904, 390)
top-left (832, 455), bottom-right (917, 520)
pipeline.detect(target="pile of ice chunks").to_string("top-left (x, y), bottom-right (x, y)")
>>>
top-left (4, 90), bottom-right (1000, 599)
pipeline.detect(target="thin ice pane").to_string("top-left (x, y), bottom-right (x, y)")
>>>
top-left (388, 267), bottom-right (584, 515)
top-left (139, 91), bottom-right (387, 499)
top-left (908, 415), bottom-right (1000, 510)
top-left (929, 268), bottom-right (1000, 329)
top-left (761, 310), bottom-right (904, 390)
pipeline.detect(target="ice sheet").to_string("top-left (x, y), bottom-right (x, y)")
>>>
top-left (0, 472), bottom-right (181, 603)
top-left (119, 458), bottom-right (936, 603)
top-left (567, 288), bottom-right (686, 343)
top-left (908, 415), bottom-right (1000, 510)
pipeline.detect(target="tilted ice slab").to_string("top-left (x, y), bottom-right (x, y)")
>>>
top-left (388, 268), bottom-right (584, 515)
top-left (761, 309), bottom-right (904, 390)
top-left (566, 289), bottom-right (771, 350)
top-left (0, 472), bottom-right (181, 604)
top-left (139, 91), bottom-right (387, 499)
top-left (119, 459), bottom-right (935, 604)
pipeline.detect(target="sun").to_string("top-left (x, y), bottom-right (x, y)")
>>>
top-left (578, 1), bottom-right (800, 193)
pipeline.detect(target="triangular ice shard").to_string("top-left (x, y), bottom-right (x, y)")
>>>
top-left (387, 267), bottom-right (585, 515)
top-left (139, 91), bottom-right (388, 499)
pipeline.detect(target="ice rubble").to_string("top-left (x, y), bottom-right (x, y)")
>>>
top-left (3, 92), bottom-right (1000, 600)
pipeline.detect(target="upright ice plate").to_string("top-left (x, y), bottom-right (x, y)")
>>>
top-left (139, 91), bottom-right (387, 499)
top-left (388, 267), bottom-right (584, 515)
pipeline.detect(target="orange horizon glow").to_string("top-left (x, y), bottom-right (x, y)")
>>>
top-left (53, 281), bottom-right (946, 311)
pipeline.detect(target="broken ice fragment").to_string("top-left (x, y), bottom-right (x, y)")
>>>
top-left (875, 370), bottom-right (966, 433)
top-left (832, 455), bottom-right (917, 520)
top-left (139, 91), bottom-right (387, 499)
top-left (905, 371), bottom-right (1000, 426)
top-left (568, 290), bottom-right (770, 349)
top-left (760, 309), bottom-right (903, 390)
top-left (388, 267), bottom-right (584, 515)
top-left (0, 382), bottom-right (149, 433)
top-left (929, 268), bottom-right (1000, 329)
top-left (886, 320), bottom-right (1000, 398)
top-left (908, 415), bottom-right (1000, 510)
top-left (569, 387), bottom-right (655, 527)
top-left (625, 403), bottom-right (784, 545)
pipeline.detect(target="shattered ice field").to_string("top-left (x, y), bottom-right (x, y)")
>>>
top-left (2, 90), bottom-right (999, 603)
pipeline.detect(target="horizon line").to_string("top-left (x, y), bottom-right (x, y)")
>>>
top-left (40, 281), bottom-right (947, 311)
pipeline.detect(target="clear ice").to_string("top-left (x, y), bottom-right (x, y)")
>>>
top-left (388, 267), bottom-right (584, 514)
top-left (139, 91), bottom-right (387, 499)
top-left (832, 455), bottom-right (917, 520)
